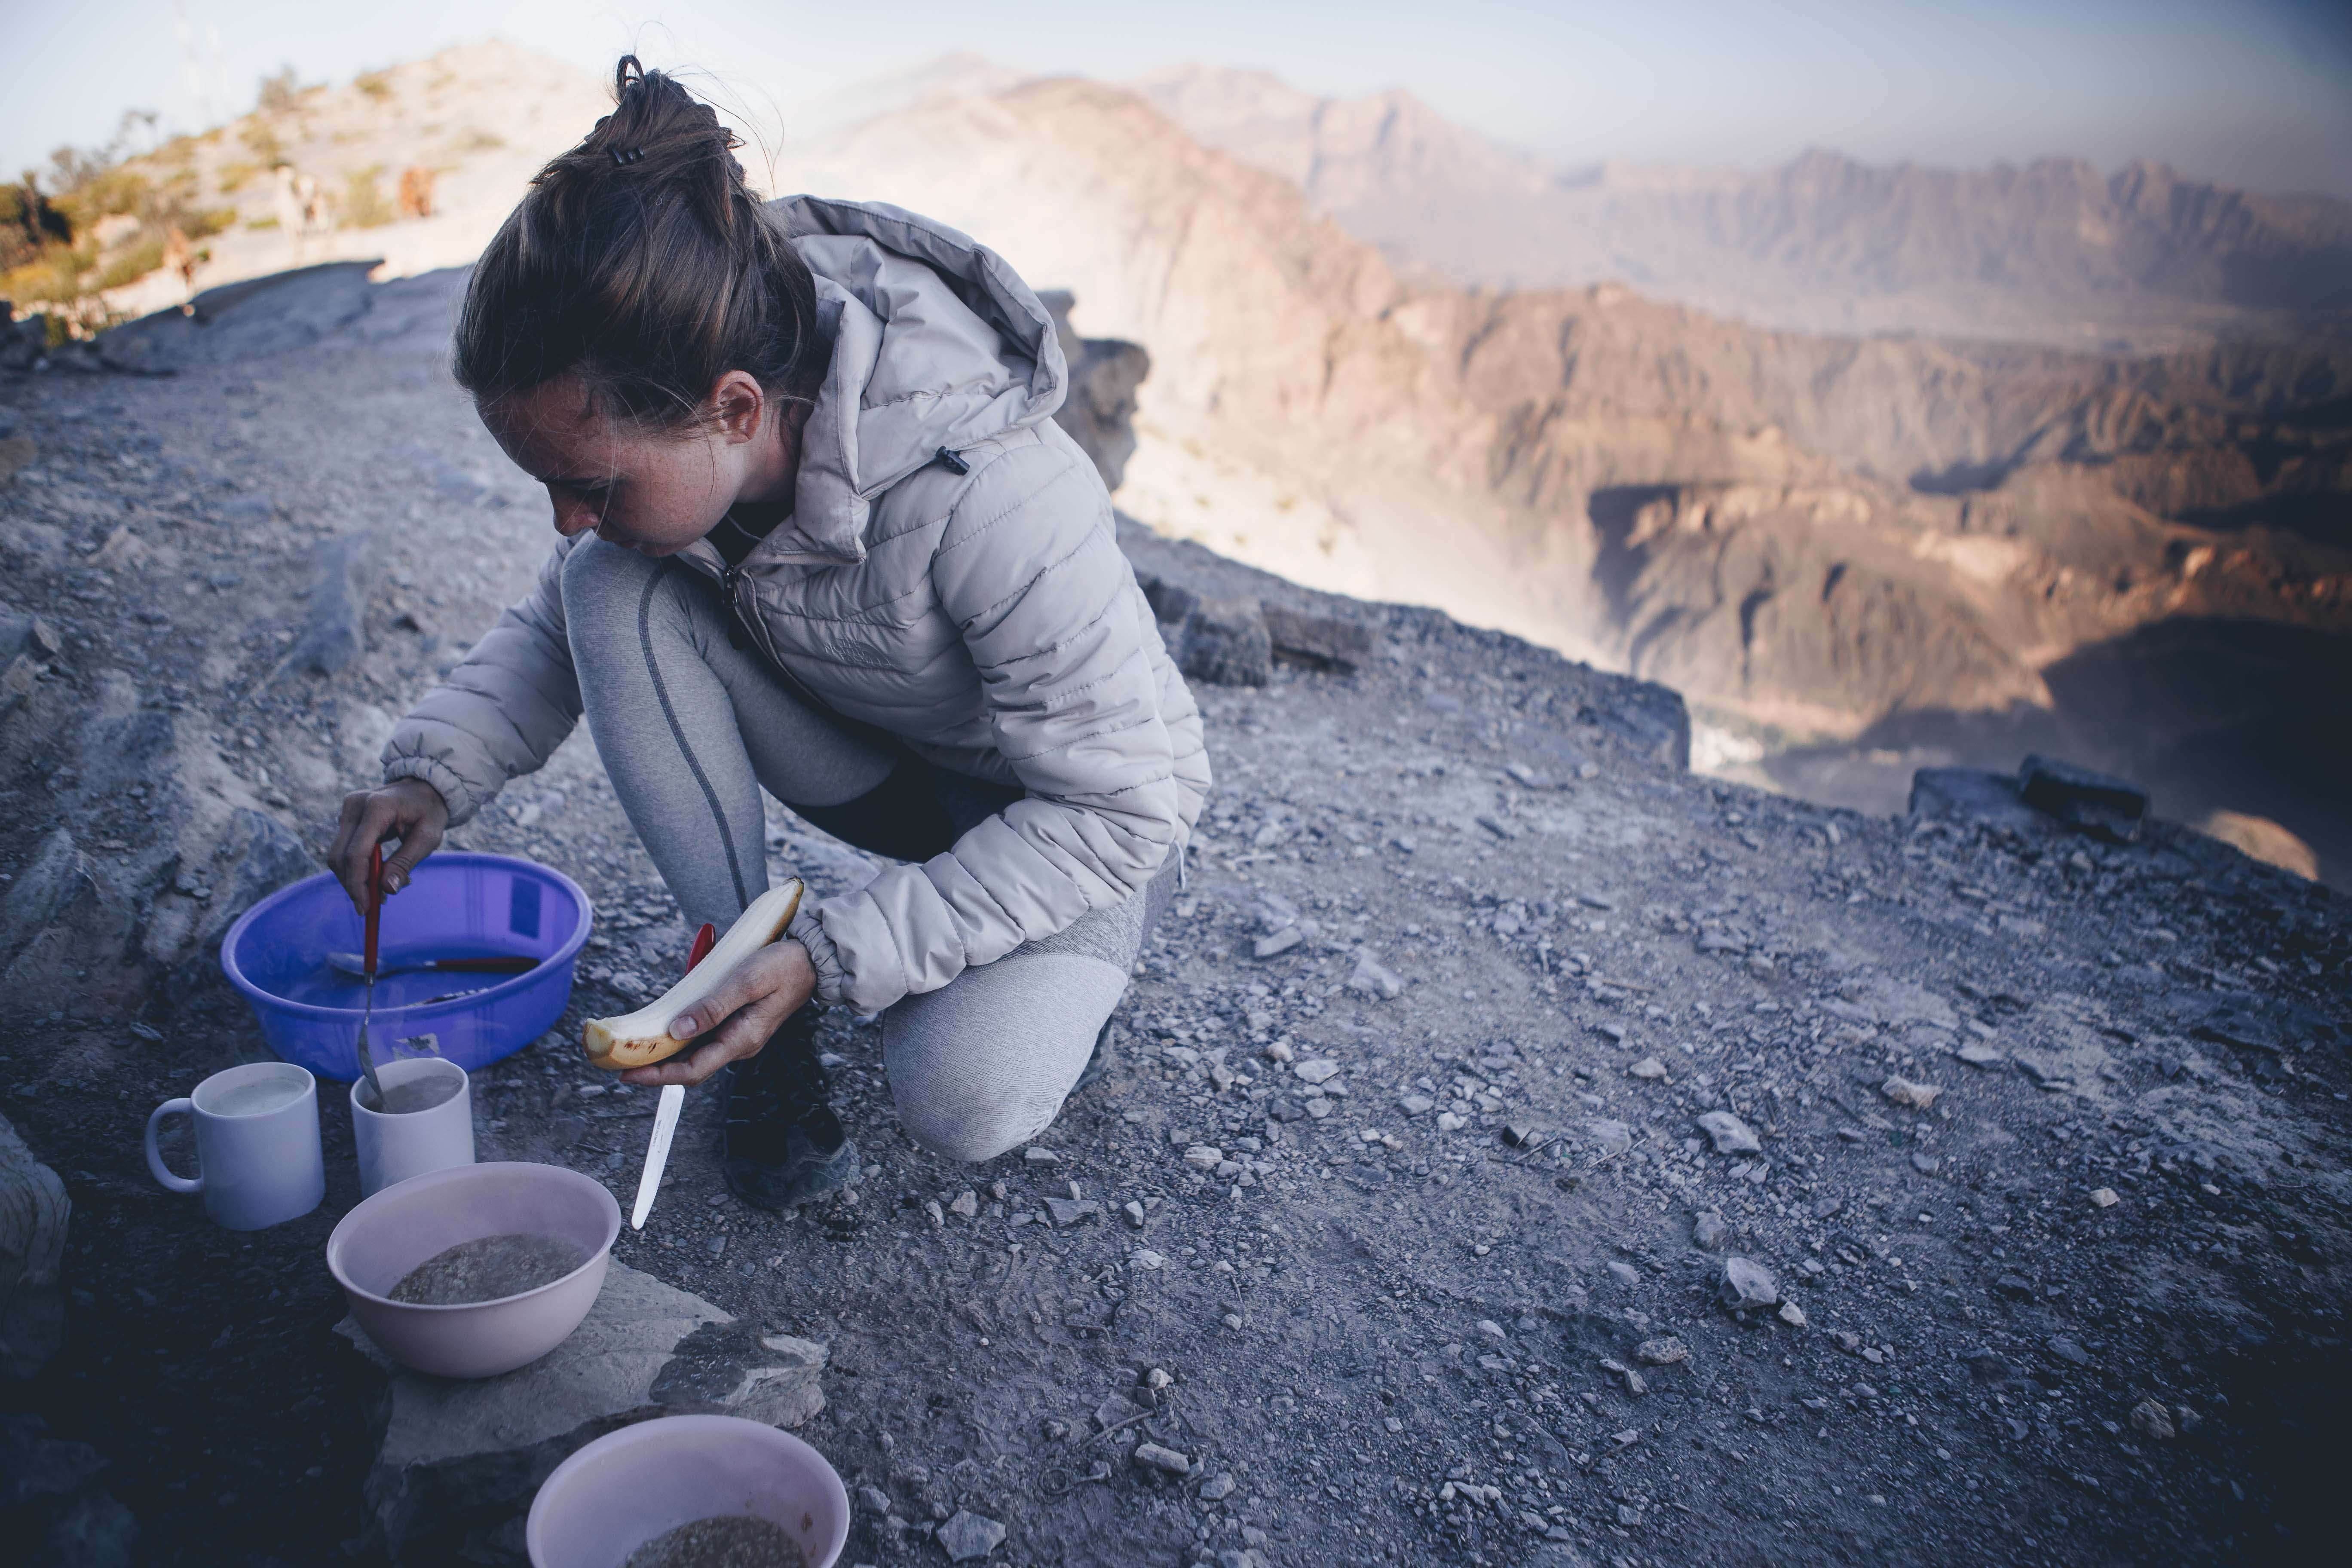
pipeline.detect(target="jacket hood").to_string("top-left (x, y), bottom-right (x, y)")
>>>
top-left (755, 195), bottom-right (1068, 565)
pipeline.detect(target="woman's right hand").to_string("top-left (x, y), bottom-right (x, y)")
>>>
top-left (328, 778), bottom-right (450, 914)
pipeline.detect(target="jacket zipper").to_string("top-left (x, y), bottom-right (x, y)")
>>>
top-left (719, 562), bottom-right (829, 713)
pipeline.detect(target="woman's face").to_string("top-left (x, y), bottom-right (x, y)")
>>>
top-left (478, 374), bottom-right (768, 557)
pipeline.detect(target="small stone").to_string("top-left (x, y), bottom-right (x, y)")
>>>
top-left (1346, 951), bottom-right (1406, 1000)
top-left (1719, 1256), bottom-right (1779, 1310)
top-left (1024, 1147), bottom-right (1060, 1165)
top-left (1123, 1200), bottom-right (1146, 1228)
top-left (1957, 1042), bottom-right (2004, 1067)
top-left (1436, 1112), bottom-right (1469, 1133)
top-left (1264, 1040), bottom-right (1295, 1062)
top-left (1880, 1076), bottom-right (1942, 1110)
top-left (949, 1190), bottom-right (978, 1218)
top-left (1994, 1274), bottom-right (2036, 1300)
top-left (1606, 1261), bottom-right (1641, 1288)
top-left (1253, 927), bottom-right (1305, 959)
top-left (2090, 1188), bottom-right (2119, 1209)
top-left (2128, 1399), bottom-right (2175, 1441)
top-left (937, 1508), bottom-right (1007, 1562)
top-left (1692, 1212), bottom-right (1730, 1250)
top-left (1778, 1302), bottom-right (1807, 1327)
top-left (1293, 1059), bottom-right (1340, 1085)
top-left (1044, 1197), bottom-right (1103, 1228)
top-left (1627, 1057), bottom-right (1669, 1080)
top-left (1598, 1357), bottom-right (1647, 1396)
top-left (1911, 1152), bottom-right (1940, 1174)
top-left (1134, 1442), bottom-right (1192, 1476)
top-left (1200, 1472), bottom-right (1236, 1501)
top-left (1502, 1122), bottom-right (1537, 1147)
top-left (1635, 1337), bottom-right (1687, 1366)
top-left (1399, 1093), bottom-right (1435, 1117)
top-left (1131, 1250), bottom-right (1166, 1270)
top-left (859, 1484), bottom-right (893, 1513)
top-left (1222, 1313), bottom-right (1244, 1330)
top-left (1697, 1112), bottom-right (1762, 1155)
top-left (924, 1199), bottom-right (945, 1228)
top-left (1184, 1145), bottom-right (1226, 1169)
top-left (1585, 1118), bottom-right (1634, 1155)
top-left (1305, 1098), bottom-right (1333, 1120)
top-left (2049, 1336), bottom-right (2092, 1367)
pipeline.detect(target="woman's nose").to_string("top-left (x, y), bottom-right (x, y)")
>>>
top-left (549, 492), bottom-right (597, 537)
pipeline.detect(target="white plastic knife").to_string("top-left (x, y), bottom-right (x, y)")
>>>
top-left (631, 1084), bottom-right (684, 1230)
top-left (629, 921), bottom-right (715, 1231)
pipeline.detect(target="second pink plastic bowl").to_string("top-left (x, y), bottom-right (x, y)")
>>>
top-left (527, 1414), bottom-right (851, 1568)
top-left (326, 1161), bottom-right (620, 1379)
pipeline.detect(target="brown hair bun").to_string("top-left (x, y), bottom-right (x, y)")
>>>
top-left (454, 56), bottom-right (822, 429)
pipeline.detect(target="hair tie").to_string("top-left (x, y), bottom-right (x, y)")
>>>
top-left (609, 146), bottom-right (646, 167)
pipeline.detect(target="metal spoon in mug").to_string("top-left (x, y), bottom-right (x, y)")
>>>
top-left (354, 845), bottom-right (388, 1111)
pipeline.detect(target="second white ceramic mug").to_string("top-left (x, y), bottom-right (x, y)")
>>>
top-left (351, 1057), bottom-right (475, 1197)
top-left (145, 1062), bottom-right (325, 1231)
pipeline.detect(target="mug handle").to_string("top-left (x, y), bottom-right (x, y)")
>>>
top-left (145, 1098), bottom-right (202, 1194)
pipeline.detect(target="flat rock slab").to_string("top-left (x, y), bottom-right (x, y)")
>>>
top-left (337, 1259), bottom-right (827, 1564)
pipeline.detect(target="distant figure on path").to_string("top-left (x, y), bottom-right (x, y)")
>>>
top-left (273, 165), bottom-right (330, 254)
top-left (328, 58), bottom-right (1208, 1211)
top-left (162, 227), bottom-right (198, 311)
top-left (272, 165), bottom-right (305, 236)
top-left (395, 165), bottom-right (436, 220)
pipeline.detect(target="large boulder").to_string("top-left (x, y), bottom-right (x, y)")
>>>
top-left (339, 1259), bottom-right (828, 1564)
top-left (0, 1114), bottom-right (67, 1380)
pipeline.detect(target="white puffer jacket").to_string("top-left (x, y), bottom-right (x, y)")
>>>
top-left (383, 196), bottom-right (1210, 1014)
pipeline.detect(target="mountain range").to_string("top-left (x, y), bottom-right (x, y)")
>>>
top-left (1133, 65), bottom-right (2352, 349)
top-left (47, 43), bottom-right (2352, 879)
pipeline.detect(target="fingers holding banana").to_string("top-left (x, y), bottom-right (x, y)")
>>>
top-left (617, 939), bottom-right (817, 1087)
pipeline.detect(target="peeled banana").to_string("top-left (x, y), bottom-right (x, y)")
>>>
top-left (581, 879), bottom-right (804, 1070)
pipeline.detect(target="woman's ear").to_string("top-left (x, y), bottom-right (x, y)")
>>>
top-left (705, 370), bottom-right (766, 444)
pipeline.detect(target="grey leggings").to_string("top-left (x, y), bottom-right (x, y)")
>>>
top-left (559, 538), bottom-right (1168, 1163)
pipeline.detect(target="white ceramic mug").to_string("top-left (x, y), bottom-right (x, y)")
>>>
top-left (351, 1057), bottom-right (475, 1197)
top-left (145, 1062), bottom-right (325, 1231)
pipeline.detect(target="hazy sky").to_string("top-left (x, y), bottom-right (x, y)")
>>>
top-left (13, 0), bottom-right (2352, 199)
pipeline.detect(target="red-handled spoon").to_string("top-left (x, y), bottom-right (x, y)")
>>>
top-left (354, 845), bottom-right (387, 1108)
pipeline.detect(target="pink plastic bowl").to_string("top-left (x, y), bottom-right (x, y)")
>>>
top-left (326, 1161), bottom-right (619, 1379)
top-left (527, 1414), bottom-right (851, 1568)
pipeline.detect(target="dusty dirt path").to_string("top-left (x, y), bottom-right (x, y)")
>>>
top-left (0, 266), bottom-right (2345, 1567)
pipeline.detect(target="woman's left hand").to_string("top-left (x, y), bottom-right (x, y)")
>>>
top-left (619, 940), bottom-right (818, 1088)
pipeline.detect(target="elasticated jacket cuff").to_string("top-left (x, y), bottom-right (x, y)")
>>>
top-left (788, 906), bottom-right (848, 1008)
top-left (382, 753), bottom-right (483, 827)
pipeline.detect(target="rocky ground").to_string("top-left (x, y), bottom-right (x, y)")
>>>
top-left (0, 265), bottom-right (2347, 1568)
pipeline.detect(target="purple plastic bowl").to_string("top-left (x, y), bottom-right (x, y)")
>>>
top-left (221, 852), bottom-right (593, 1083)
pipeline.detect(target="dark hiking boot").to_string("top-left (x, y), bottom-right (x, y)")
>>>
top-left (721, 1010), bottom-right (858, 1210)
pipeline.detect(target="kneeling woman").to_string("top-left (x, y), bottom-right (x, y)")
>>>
top-left (329, 59), bottom-right (1208, 1208)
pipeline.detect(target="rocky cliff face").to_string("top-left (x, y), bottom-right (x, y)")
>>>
top-left (773, 74), bottom-right (2351, 878)
top-left (1134, 66), bottom-right (2352, 347)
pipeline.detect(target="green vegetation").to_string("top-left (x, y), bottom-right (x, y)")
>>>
top-left (257, 65), bottom-right (302, 116)
top-left (341, 166), bottom-right (394, 229)
top-left (453, 129), bottom-right (505, 153)
top-left (0, 113), bottom-right (242, 315)
top-left (239, 120), bottom-right (284, 166)
top-left (245, 214), bottom-right (281, 231)
top-left (94, 235), bottom-right (165, 291)
top-left (216, 160), bottom-right (263, 193)
top-left (356, 70), bottom-right (393, 101)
